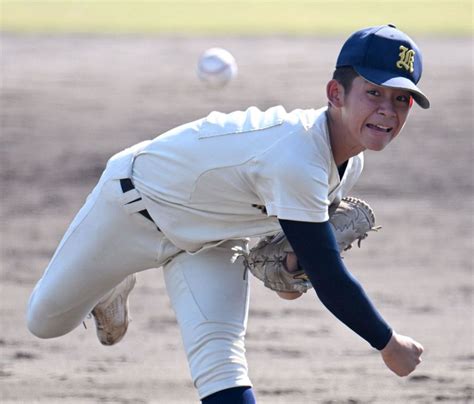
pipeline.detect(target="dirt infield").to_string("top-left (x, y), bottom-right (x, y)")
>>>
top-left (1, 34), bottom-right (472, 403)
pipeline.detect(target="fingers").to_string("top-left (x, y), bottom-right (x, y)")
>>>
top-left (276, 290), bottom-right (303, 300)
top-left (404, 335), bottom-right (424, 355)
top-left (415, 341), bottom-right (424, 355)
top-left (409, 339), bottom-right (424, 364)
top-left (285, 252), bottom-right (298, 272)
top-left (381, 334), bottom-right (424, 377)
top-left (404, 339), bottom-right (424, 373)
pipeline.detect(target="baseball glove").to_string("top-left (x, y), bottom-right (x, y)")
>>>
top-left (240, 197), bottom-right (381, 293)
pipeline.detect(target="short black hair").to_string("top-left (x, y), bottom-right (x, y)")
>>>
top-left (332, 66), bottom-right (359, 93)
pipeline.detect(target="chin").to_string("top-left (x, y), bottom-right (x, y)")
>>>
top-left (365, 134), bottom-right (395, 151)
top-left (367, 142), bottom-right (390, 151)
top-left (363, 128), bottom-right (399, 151)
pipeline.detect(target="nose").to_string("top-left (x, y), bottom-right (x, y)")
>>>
top-left (377, 98), bottom-right (397, 118)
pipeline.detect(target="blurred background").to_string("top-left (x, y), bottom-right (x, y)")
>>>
top-left (2, 0), bottom-right (472, 35)
top-left (1, 1), bottom-right (473, 403)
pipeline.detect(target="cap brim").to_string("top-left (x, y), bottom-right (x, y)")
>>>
top-left (355, 66), bottom-right (430, 109)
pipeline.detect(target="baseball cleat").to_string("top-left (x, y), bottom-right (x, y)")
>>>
top-left (91, 274), bottom-right (136, 346)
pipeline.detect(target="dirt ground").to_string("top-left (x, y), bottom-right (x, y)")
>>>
top-left (1, 34), bottom-right (473, 403)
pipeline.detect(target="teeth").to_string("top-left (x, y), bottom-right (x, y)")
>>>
top-left (368, 123), bottom-right (392, 132)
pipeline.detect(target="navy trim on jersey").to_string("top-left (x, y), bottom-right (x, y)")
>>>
top-left (279, 219), bottom-right (393, 350)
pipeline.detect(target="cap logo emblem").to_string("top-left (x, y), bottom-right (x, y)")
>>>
top-left (396, 45), bottom-right (415, 73)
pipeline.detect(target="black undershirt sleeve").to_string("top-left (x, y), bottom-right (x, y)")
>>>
top-left (279, 219), bottom-right (393, 350)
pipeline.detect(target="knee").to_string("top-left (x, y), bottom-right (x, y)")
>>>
top-left (187, 326), bottom-right (251, 399)
top-left (27, 298), bottom-right (54, 339)
top-left (27, 310), bottom-right (51, 339)
top-left (27, 293), bottom-right (67, 339)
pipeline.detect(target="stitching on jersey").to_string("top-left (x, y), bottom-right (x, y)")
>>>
top-left (188, 156), bottom-right (258, 202)
top-left (197, 120), bottom-right (284, 139)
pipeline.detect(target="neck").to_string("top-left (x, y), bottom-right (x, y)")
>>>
top-left (326, 107), bottom-right (365, 166)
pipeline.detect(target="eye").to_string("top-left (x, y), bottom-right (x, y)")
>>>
top-left (367, 89), bottom-right (380, 96)
top-left (397, 94), bottom-right (410, 103)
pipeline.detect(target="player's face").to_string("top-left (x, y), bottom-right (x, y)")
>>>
top-left (341, 77), bottom-right (412, 151)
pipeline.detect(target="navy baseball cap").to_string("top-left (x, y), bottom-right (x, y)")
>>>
top-left (336, 24), bottom-right (430, 109)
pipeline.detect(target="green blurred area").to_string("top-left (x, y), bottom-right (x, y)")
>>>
top-left (1, 0), bottom-right (472, 35)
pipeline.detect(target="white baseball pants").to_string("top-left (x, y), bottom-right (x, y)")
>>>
top-left (27, 145), bottom-right (252, 399)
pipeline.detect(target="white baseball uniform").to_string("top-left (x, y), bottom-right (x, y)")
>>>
top-left (28, 105), bottom-right (363, 399)
top-left (132, 105), bottom-right (363, 252)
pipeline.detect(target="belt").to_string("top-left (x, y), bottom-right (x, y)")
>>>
top-left (120, 178), bottom-right (160, 231)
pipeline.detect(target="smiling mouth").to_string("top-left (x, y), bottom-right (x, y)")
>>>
top-left (366, 123), bottom-right (393, 133)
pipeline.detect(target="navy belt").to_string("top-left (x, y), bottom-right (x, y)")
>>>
top-left (120, 178), bottom-right (160, 230)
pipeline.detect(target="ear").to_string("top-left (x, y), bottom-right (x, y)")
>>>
top-left (326, 79), bottom-right (345, 108)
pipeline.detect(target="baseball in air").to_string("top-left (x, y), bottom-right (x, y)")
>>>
top-left (197, 47), bottom-right (237, 88)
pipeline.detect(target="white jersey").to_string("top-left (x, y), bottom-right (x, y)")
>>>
top-left (132, 106), bottom-right (363, 252)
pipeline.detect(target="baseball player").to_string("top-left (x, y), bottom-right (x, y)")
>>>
top-left (27, 25), bottom-right (429, 403)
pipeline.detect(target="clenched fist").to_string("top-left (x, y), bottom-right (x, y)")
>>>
top-left (381, 332), bottom-right (424, 376)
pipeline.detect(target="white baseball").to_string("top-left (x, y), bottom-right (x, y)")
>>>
top-left (197, 47), bottom-right (237, 88)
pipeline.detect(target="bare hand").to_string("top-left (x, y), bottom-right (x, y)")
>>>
top-left (285, 252), bottom-right (298, 272)
top-left (276, 253), bottom-right (303, 300)
top-left (276, 290), bottom-right (303, 300)
top-left (381, 332), bottom-right (424, 376)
